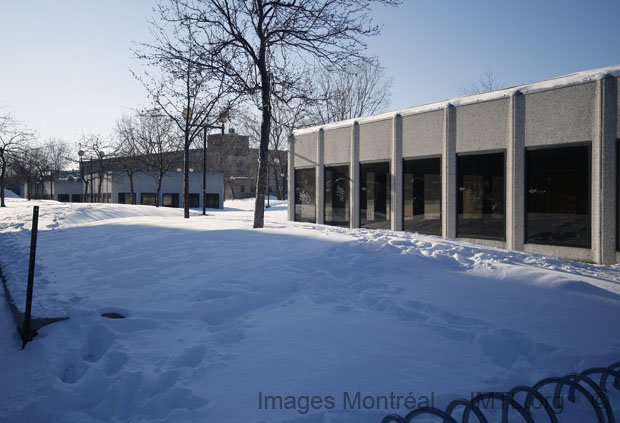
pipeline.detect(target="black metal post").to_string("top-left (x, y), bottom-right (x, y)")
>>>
top-left (202, 126), bottom-right (207, 216)
top-left (22, 206), bottom-right (39, 349)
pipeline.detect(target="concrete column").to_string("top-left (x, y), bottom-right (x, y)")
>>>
top-left (350, 122), bottom-right (360, 228)
top-left (506, 91), bottom-right (525, 251)
top-left (391, 114), bottom-right (403, 231)
top-left (594, 75), bottom-right (618, 264)
top-left (287, 133), bottom-right (295, 221)
top-left (316, 128), bottom-right (325, 224)
top-left (442, 104), bottom-right (457, 239)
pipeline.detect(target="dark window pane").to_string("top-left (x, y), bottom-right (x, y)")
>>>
top-left (71, 194), bottom-right (83, 203)
top-left (360, 162), bottom-right (391, 229)
top-left (141, 193), bottom-right (157, 206)
top-left (189, 194), bottom-right (200, 208)
top-left (118, 193), bottom-right (136, 204)
top-left (57, 194), bottom-right (70, 202)
top-left (162, 193), bottom-right (180, 208)
top-left (295, 168), bottom-right (316, 222)
top-left (526, 145), bottom-right (590, 248)
top-left (325, 165), bottom-right (350, 227)
top-left (457, 152), bottom-right (505, 240)
top-left (205, 193), bottom-right (220, 208)
top-left (403, 158), bottom-right (441, 235)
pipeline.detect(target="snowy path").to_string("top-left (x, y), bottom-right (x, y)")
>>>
top-left (0, 198), bottom-right (619, 422)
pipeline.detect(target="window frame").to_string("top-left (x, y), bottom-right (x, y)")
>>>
top-left (456, 149), bottom-right (506, 241)
top-left (524, 141), bottom-right (592, 249)
top-left (402, 155), bottom-right (442, 236)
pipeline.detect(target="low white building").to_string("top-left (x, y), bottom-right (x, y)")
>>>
top-left (26, 170), bottom-right (225, 209)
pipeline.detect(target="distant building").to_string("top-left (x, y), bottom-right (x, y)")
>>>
top-left (23, 129), bottom-right (288, 207)
top-left (24, 170), bottom-right (225, 209)
top-left (289, 64), bottom-right (620, 264)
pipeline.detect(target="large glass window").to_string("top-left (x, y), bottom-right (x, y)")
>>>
top-left (360, 161), bottom-right (391, 229)
top-left (295, 168), bottom-right (316, 222)
top-left (162, 193), bottom-right (180, 208)
top-left (457, 152), bottom-right (505, 240)
top-left (189, 194), bottom-right (200, 208)
top-left (403, 157), bottom-right (441, 235)
top-left (526, 145), bottom-right (590, 248)
top-left (205, 193), bottom-right (220, 209)
top-left (118, 193), bottom-right (136, 204)
top-left (71, 194), bottom-right (83, 203)
top-left (141, 193), bottom-right (157, 206)
top-left (325, 165), bottom-right (350, 227)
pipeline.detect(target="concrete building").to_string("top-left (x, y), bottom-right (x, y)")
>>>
top-left (25, 170), bottom-right (225, 209)
top-left (288, 65), bottom-right (620, 264)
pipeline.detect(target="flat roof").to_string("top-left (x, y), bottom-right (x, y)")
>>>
top-left (294, 64), bottom-right (620, 136)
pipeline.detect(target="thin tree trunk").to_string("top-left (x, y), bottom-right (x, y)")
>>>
top-left (129, 172), bottom-right (135, 204)
top-left (0, 159), bottom-right (6, 207)
top-left (253, 57), bottom-right (270, 228)
top-left (156, 174), bottom-right (163, 207)
top-left (98, 173), bottom-right (103, 203)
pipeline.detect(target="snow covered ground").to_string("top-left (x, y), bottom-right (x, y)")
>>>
top-left (0, 197), bottom-right (619, 423)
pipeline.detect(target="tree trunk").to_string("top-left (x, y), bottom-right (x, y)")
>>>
top-left (129, 172), bottom-right (135, 204)
top-left (0, 159), bottom-right (6, 207)
top-left (98, 173), bottom-right (104, 203)
top-left (156, 174), bottom-right (163, 207)
top-left (253, 58), bottom-right (271, 228)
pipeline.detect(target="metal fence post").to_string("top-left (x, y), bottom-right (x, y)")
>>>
top-left (22, 205), bottom-right (39, 349)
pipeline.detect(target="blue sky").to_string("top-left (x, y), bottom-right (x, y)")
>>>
top-left (0, 0), bottom-right (619, 144)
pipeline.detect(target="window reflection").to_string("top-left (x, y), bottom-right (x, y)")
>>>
top-left (325, 165), bottom-right (350, 227)
top-left (295, 168), bottom-right (316, 222)
top-left (403, 158), bottom-right (441, 235)
top-left (457, 152), bottom-right (505, 240)
top-left (360, 162), bottom-right (391, 229)
top-left (526, 145), bottom-right (590, 248)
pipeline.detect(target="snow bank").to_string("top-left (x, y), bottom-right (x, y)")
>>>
top-left (0, 197), bottom-right (619, 422)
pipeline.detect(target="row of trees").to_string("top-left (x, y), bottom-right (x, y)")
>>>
top-left (0, 114), bottom-right (75, 207)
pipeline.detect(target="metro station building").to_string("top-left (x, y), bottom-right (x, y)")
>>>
top-left (288, 65), bottom-right (620, 264)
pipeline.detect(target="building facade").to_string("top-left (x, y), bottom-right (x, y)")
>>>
top-left (25, 171), bottom-right (225, 209)
top-left (288, 65), bottom-right (620, 264)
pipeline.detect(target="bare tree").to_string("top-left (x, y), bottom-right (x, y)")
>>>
top-left (43, 138), bottom-right (71, 199)
top-left (114, 116), bottom-right (144, 201)
top-left (134, 2), bottom-right (233, 218)
top-left (82, 134), bottom-right (112, 202)
top-left (461, 67), bottom-right (504, 95)
top-left (308, 57), bottom-right (393, 125)
top-left (133, 113), bottom-right (182, 206)
top-left (11, 145), bottom-right (46, 200)
top-left (163, 0), bottom-right (400, 228)
top-left (0, 114), bottom-right (33, 206)
top-left (240, 97), bottom-right (308, 200)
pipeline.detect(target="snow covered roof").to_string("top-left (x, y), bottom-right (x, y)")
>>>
top-left (294, 64), bottom-right (620, 136)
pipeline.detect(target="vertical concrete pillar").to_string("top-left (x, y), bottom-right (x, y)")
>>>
top-left (350, 122), bottom-right (360, 228)
top-left (594, 75), bottom-right (618, 264)
top-left (506, 91), bottom-right (525, 251)
top-left (316, 128), bottom-right (325, 224)
top-left (391, 114), bottom-right (403, 231)
top-left (287, 133), bottom-right (295, 221)
top-left (442, 104), bottom-right (457, 239)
